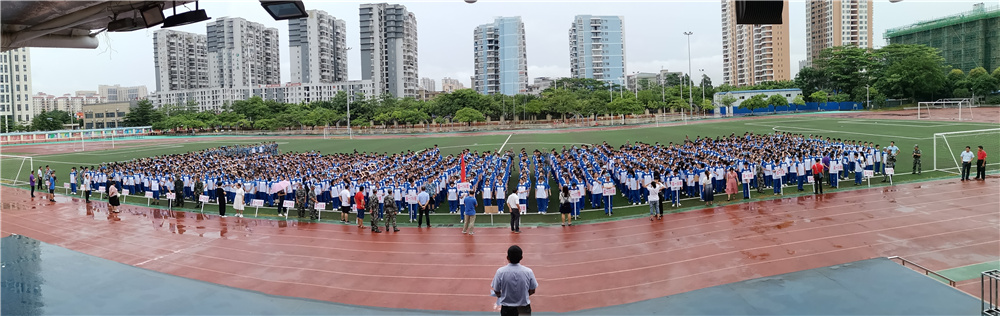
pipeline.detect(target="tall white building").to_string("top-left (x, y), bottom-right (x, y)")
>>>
top-left (32, 92), bottom-right (104, 116)
top-left (289, 10), bottom-right (348, 84)
top-left (98, 84), bottom-right (148, 102)
top-left (360, 3), bottom-right (419, 98)
top-left (420, 77), bottom-right (436, 91)
top-left (149, 81), bottom-right (374, 111)
top-left (1, 48), bottom-right (32, 124)
top-left (206, 17), bottom-right (281, 89)
top-left (806, 0), bottom-right (873, 66)
top-left (153, 29), bottom-right (209, 92)
top-left (440, 77), bottom-right (464, 93)
top-left (721, 0), bottom-right (791, 87)
top-left (569, 15), bottom-right (626, 84)
top-left (473, 16), bottom-right (528, 96)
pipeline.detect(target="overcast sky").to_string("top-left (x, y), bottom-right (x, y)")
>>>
top-left (29, 0), bottom-right (989, 95)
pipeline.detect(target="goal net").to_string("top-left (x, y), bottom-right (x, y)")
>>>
top-left (0, 154), bottom-right (34, 186)
top-left (933, 128), bottom-right (1000, 174)
top-left (322, 127), bottom-right (351, 139)
top-left (917, 99), bottom-right (973, 120)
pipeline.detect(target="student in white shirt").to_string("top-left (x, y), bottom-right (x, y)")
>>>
top-left (507, 191), bottom-right (521, 233)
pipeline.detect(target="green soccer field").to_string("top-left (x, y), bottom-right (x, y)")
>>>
top-left (4, 115), bottom-right (998, 226)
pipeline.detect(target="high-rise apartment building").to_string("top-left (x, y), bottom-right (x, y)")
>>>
top-left (569, 15), bottom-right (626, 84)
top-left (886, 3), bottom-right (999, 73)
top-left (99, 84), bottom-right (148, 102)
top-left (420, 78), bottom-right (436, 91)
top-left (33, 92), bottom-right (105, 116)
top-left (473, 17), bottom-right (528, 96)
top-left (289, 10), bottom-right (348, 84)
top-left (806, 0), bottom-right (873, 66)
top-left (206, 17), bottom-right (281, 89)
top-left (360, 3), bottom-right (419, 98)
top-left (1, 48), bottom-right (33, 124)
top-left (721, 0), bottom-right (791, 87)
top-left (440, 77), bottom-right (464, 93)
top-left (153, 29), bottom-right (209, 92)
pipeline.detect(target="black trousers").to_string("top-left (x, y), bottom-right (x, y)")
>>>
top-left (30, 185), bottom-right (35, 197)
top-left (510, 209), bottom-right (521, 232)
top-left (813, 175), bottom-right (823, 194)
top-left (976, 160), bottom-right (986, 179)
top-left (962, 162), bottom-right (972, 180)
top-left (500, 305), bottom-right (531, 316)
top-left (84, 190), bottom-right (91, 202)
top-left (219, 202), bottom-right (227, 216)
top-left (418, 206), bottom-right (431, 227)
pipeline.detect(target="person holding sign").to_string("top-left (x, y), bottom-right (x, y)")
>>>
top-left (645, 180), bottom-right (664, 221)
top-left (882, 154), bottom-right (896, 183)
top-left (559, 186), bottom-right (572, 226)
top-left (507, 191), bottom-right (521, 233)
top-left (233, 183), bottom-right (245, 218)
top-left (854, 153), bottom-right (866, 185)
top-left (602, 174), bottom-right (615, 215)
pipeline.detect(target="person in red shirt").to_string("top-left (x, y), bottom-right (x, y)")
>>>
top-left (976, 146), bottom-right (988, 180)
top-left (811, 160), bottom-right (825, 194)
top-left (355, 186), bottom-right (366, 228)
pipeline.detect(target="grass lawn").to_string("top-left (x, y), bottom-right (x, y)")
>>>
top-left (4, 115), bottom-right (998, 227)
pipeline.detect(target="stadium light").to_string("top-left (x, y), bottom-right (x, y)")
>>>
top-left (162, 1), bottom-right (211, 28)
top-left (260, 1), bottom-right (309, 21)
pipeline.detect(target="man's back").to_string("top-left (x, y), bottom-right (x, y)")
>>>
top-left (492, 263), bottom-right (538, 307)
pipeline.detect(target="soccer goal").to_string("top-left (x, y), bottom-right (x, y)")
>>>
top-left (917, 99), bottom-right (973, 120)
top-left (0, 154), bottom-right (34, 186)
top-left (322, 127), bottom-right (352, 139)
top-left (933, 128), bottom-right (1000, 174)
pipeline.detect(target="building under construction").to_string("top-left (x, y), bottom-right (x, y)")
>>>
top-left (885, 3), bottom-right (1000, 73)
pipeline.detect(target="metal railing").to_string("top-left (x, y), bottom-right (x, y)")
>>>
top-left (887, 256), bottom-right (957, 287)
top-left (984, 270), bottom-right (1000, 316)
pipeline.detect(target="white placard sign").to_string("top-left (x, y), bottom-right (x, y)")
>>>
top-left (741, 172), bottom-right (752, 183)
top-left (831, 164), bottom-right (842, 172)
top-left (314, 202), bottom-right (326, 210)
top-left (283, 200), bottom-right (295, 208)
top-left (807, 176), bottom-right (815, 183)
top-left (405, 194), bottom-right (417, 204)
top-left (570, 190), bottom-right (583, 199)
top-left (99, 186), bottom-right (106, 193)
top-left (863, 170), bottom-right (874, 178)
top-left (145, 192), bottom-right (154, 199)
top-left (885, 167), bottom-right (895, 175)
top-left (251, 199), bottom-right (264, 207)
top-left (603, 187), bottom-right (616, 196)
top-left (518, 204), bottom-right (527, 213)
top-left (122, 189), bottom-right (129, 196)
top-left (166, 192), bottom-right (176, 200)
top-left (775, 169), bottom-right (786, 177)
top-left (199, 195), bottom-right (209, 202)
top-left (457, 182), bottom-right (471, 191)
top-left (63, 183), bottom-right (70, 189)
top-left (670, 179), bottom-right (684, 188)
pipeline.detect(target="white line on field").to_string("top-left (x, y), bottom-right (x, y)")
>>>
top-left (497, 134), bottom-right (513, 153)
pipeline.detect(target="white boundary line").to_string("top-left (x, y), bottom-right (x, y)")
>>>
top-left (497, 134), bottom-right (513, 153)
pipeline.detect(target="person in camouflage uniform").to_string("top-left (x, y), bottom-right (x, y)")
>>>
top-left (295, 183), bottom-right (307, 218)
top-left (382, 194), bottom-right (399, 232)
top-left (368, 194), bottom-right (382, 233)
top-left (193, 176), bottom-right (204, 208)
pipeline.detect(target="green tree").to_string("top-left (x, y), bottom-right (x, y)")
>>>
top-left (700, 99), bottom-right (715, 113)
top-left (873, 44), bottom-right (946, 101)
top-left (740, 94), bottom-right (769, 115)
top-left (791, 95), bottom-right (806, 111)
top-left (31, 110), bottom-right (72, 131)
top-left (810, 90), bottom-right (829, 106)
top-left (720, 94), bottom-right (738, 110)
top-left (609, 98), bottom-right (643, 115)
top-left (795, 67), bottom-right (829, 100)
top-left (814, 46), bottom-right (875, 102)
top-left (953, 88), bottom-right (971, 98)
top-left (766, 94), bottom-right (789, 108)
top-left (453, 107), bottom-right (486, 124)
top-left (992, 66), bottom-right (1000, 87)
top-left (968, 66), bottom-right (1000, 98)
top-left (122, 99), bottom-right (164, 127)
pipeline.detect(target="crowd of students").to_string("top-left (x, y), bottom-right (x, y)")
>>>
top-left (44, 133), bottom-right (913, 229)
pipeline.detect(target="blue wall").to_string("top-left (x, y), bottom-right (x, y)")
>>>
top-left (729, 102), bottom-right (863, 115)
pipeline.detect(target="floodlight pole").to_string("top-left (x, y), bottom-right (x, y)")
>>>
top-left (866, 84), bottom-right (870, 110)
top-left (684, 31), bottom-right (693, 118)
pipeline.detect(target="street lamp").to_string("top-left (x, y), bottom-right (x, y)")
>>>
top-left (632, 71), bottom-right (639, 99)
top-left (699, 68), bottom-right (706, 115)
top-left (346, 47), bottom-right (353, 139)
top-left (866, 84), bottom-right (871, 110)
top-left (684, 31), bottom-right (694, 119)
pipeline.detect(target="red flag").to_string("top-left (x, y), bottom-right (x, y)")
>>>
top-left (460, 154), bottom-right (466, 182)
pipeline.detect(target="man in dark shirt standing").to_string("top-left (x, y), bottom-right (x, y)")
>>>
top-left (174, 176), bottom-right (185, 207)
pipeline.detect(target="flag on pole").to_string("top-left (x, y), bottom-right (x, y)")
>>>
top-left (460, 154), bottom-right (467, 182)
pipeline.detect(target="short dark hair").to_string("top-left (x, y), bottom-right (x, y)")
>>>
top-left (507, 245), bottom-right (523, 264)
top-left (979, 146), bottom-right (984, 149)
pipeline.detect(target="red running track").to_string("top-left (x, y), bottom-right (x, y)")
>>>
top-left (1, 178), bottom-right (997, 313)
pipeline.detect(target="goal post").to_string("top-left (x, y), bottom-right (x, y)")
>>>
top-left (933, 128), bottom-right (1000, 174)
top-left (0, 154), bottom-right (34, 186)
top-left (918, 99), bottom-right (972, 120)
top-left (322, 127), bottom-right (350, 139)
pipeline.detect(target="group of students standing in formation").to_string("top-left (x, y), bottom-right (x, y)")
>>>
top-left (39, 131), bottom-right (941, 234)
